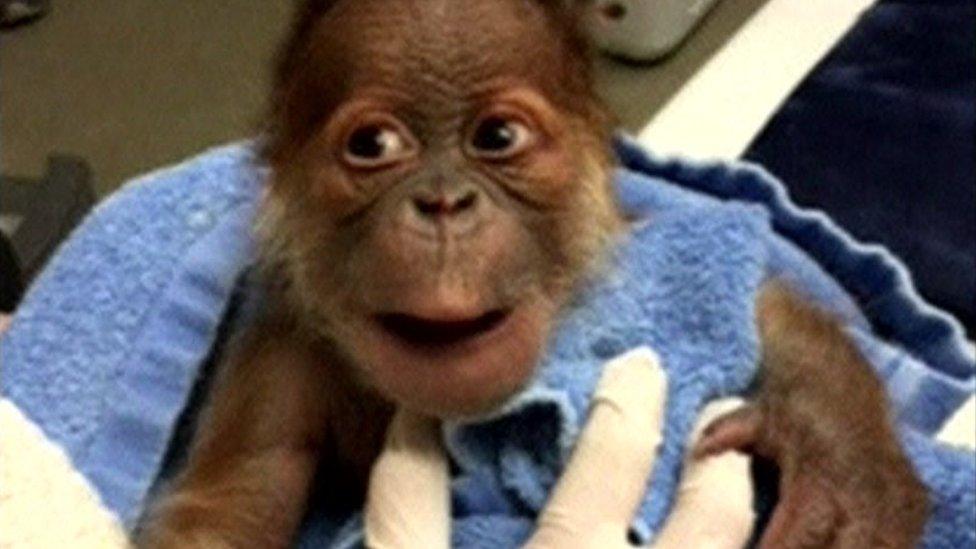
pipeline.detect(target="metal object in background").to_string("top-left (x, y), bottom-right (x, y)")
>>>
top-left (0, 0), bottom-right (49, 30)
top-left (0, 230), bottom-right (22, 312)
top-left (0, 155), bottom-right (97, 310)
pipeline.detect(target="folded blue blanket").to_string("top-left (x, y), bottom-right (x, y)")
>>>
top-left (2, 138), bottom-right (973, 548)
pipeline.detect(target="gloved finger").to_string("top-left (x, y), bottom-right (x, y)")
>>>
top-left (364, 409), bottom-right (450, 549)
top-left (651, 398), bottom-right (754, 549)
top-left (525, 347), bottom-right (667, 549)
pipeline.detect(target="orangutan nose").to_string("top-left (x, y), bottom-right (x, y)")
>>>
top-left (403, 184), bottom-right (487, 237)
top-left (411, 185), bottom-right (481, 218)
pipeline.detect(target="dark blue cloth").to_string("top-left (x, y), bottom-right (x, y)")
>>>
top-left (744, 0), bottom-right (976, 336)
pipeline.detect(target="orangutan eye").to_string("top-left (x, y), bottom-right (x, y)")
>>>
top-left (469, 116), bottom-right (533, 158)
top-left (343, 122), bottom-right (413, 168)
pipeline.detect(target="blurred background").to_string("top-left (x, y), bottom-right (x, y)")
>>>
top-left (1, 1), bottom-right (292, 195)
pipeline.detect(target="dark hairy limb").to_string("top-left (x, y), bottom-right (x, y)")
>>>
top-left (137, 321), bottom-right (390, 549)
top-left (696, 282), bottom-right (929, 548)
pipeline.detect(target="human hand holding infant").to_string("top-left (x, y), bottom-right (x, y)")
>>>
top-left (365, 349), bottom-right (756, 549)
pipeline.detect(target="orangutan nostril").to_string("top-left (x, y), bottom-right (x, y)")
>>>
top-left (413, 195), bottom-right (447, 216)
top-left (600, 2), bottom-right (627, 20)
top-left (454, 190), bottom-right (478, 212)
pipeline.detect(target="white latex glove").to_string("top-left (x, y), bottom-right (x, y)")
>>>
top-left (365, 348), bottom-right (754, 549)
top-left (365, 405), bottom-right (451, 548)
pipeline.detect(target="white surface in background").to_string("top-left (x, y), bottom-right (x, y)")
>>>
top-left (637, 0), bottom-right (873, 160)
top-left (586, 0), bottom-right (724, 61)
top-left (0, 214), bottom-right (24, 237)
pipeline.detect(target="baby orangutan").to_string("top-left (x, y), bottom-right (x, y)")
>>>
top-left (139, 0), bottom-right (928, 547)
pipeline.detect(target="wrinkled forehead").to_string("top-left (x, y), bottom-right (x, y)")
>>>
top-left (306, 0), bottom-right (586, 110)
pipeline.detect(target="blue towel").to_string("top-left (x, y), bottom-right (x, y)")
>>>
top-left (2, 138), bottom-right (973, 548)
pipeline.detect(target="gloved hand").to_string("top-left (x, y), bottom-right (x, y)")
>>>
top-left (365, 348), bottom-right (755, 549)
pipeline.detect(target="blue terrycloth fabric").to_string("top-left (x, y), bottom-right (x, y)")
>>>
top-left (1, 138), bottom-right (973, 548)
